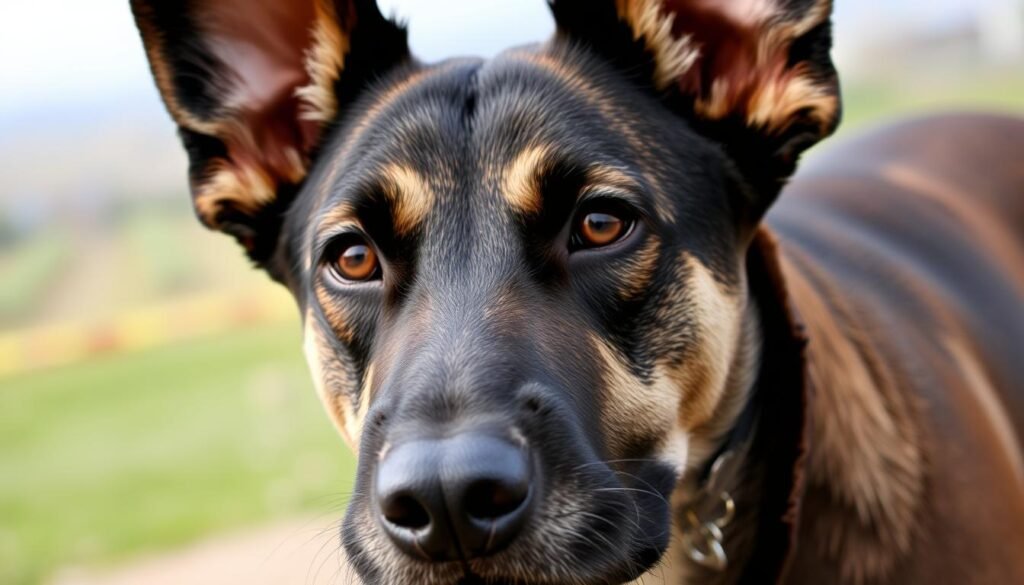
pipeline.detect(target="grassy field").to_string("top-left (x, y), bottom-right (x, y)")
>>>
top-left (0, 322), bottom-right (356, 585)
top-left (838, 72), bottom-right (1024, 131)
top-left (0, 233), bottom-right (71, 325)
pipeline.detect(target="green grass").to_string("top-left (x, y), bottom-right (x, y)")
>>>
top-left (0, 322), bottom-right (356, 585)
top-left (0, 234), bottom-right (70, 323)
top-left (120, 210), bottom-right (199, 295)
top-left (838, 74), bottom-right (1024, 132)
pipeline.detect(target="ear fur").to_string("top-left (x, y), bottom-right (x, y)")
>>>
top-left (131, 0), bottom-right (409, 260)
top-left (550, 0), bottom-right (841, 202)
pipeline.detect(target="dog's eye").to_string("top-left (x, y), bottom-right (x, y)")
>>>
top-left (573, 210), bottom-right (632, 250)
top-left (331, 239), bottom-right (380, 282)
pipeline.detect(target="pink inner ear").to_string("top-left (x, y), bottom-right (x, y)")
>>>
top-left (635, 0), bottom-right (839, 139)
top-left (693, 0), bottom-right (776, 28)
top-left (663, 0), bottom-right (759, 97)
top-left (196, 0), bottom-right (325, 187)
top-left (201, 0), bottom-right (314, 113)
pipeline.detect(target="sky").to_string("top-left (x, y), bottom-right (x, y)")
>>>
top-left (0, 0), bottom-right (989, 121)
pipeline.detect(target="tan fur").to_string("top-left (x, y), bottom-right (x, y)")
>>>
top-left (591, 333), bottom-right (682, 460)
top-left (595, 252), bottom-right (755, 486)
top-left (669, 255), bottom-right (744, 432)
top-left (683, 297), bottom-right (761, 473)
top-left (743, 66), bottom-right (839, 135)
top-left (193, 158), bottom-right (279, 221)
top-left (317, 65), bottom-right (455, 211)
top-left (632, 259), bottom-right (761, 585)
top-left (510, 52), bottom-right (652, 157)
top-left (380, 163), bottom-right (436, 234)
top-left (613, 0), bottom-right (838, 137)
top-left (301, 313), bottom-right (370, 450)
top-left (515, 51), bottom-right (694, 225)
top-left (314, 282), bottom-right (357, 344)
top-left (500, 145), bottom-right (551, 214)
top-left (617, 238), bottom-right (661, 300)
top-left (296, 0), bottom-right (350, 123)
top-left (616, 0), bottom-right (702, 90)
top-left (585, 165), bottom-right (645, 194)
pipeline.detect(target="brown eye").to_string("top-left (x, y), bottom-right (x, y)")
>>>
top-left (333, 241), bottom-right (379, 281)
top-left (578, 212), bottom-right (627, 248)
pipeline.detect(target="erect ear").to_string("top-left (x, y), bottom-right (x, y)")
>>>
top-left (550, 0), bottom-right (841, 201)
top-left (131, 0), bottom-right (409, 261)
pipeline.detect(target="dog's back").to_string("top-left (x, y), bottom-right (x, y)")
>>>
top-left (767, 113), bottom-right (1024, 584)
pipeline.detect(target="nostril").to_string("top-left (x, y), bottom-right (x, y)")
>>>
top-left (383, 493), bottom-right (431, 530)
top-left (464, 478), bottom-right (529, 521)
top-left (524, 396), bottom-right (542, 413)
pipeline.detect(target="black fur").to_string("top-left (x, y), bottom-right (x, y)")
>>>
top-left (133, 1), bottom-right (841, 583)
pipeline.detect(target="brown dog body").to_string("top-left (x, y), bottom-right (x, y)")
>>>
top-left (763, 114), bottom-right (1024, 585)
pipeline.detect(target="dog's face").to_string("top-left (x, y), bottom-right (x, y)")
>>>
top-left (299, 51), bottom-right (761, 584)
top-left (132, 1), bottom-right (838, 583)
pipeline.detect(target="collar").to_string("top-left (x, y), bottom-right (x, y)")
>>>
top-left (678, 228), bottom-right (812, 584)
top-left (680, 388), bottom-right (760, 571)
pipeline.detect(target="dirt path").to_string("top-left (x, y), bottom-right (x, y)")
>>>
top-left (49, 519), bottom-right (363, 585)
top-left (46, 520), bottom-right (678, 585)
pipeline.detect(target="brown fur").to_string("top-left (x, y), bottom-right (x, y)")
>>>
top-left (779, 246), bottom-right (924, 583)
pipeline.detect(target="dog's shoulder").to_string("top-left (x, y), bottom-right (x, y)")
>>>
top-left (763, 113), bottom-right (1024, 584)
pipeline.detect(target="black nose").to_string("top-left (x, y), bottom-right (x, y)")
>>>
top-left (374, 433), bottom-right (534, 561)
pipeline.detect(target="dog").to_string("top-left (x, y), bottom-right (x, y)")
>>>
top-left (130, 1), bottom-right (1024, 583)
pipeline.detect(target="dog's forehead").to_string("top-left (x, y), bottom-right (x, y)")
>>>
top-left (309, 50), bottom-right (658, 234)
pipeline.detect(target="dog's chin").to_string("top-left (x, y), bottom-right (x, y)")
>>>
top-left (364, 538), bottom-right (667, 585)
top-left (456, 534), bottom-right (668, 585)
top-left (343, 494), bottom-right (673, 585)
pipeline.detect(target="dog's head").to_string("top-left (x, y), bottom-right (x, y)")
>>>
top-left (132, 1), bottom-right (838, 582)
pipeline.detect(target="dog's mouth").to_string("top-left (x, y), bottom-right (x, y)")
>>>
top-left (456, 574), bottom-right (508, 585)
top-left (342, 453), bottom-right (677, 585)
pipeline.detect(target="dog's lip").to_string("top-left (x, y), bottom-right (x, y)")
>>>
top-left (457, 572), bottom-right (520, 585)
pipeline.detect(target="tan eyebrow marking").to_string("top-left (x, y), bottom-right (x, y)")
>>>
top-left (584, 166), bottom-right (644, 194)
top-left (501, 145), bottom-right (551, 214)
top-left (502, 150), bottom-right (648, 217)
top-left (307, 162), bottom-right (432, 268)
top-left (380, 163), bottom-right (435, 235)
top-left (507, 51), bottom-right (675, 222)
top-left (317, 63), bottom-right (462, 210)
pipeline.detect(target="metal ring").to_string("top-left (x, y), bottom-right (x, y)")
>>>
top-left (715, 491), bottom-right (736, 528)
top-left (685, 521), bottom-right (728, 571)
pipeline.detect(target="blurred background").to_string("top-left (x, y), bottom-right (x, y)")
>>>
top-left (0, 1), bottom-right (1021, 584)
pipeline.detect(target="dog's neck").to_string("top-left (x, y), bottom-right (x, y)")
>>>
top-left (634, 265), bottom-right (772, 585)
top-left (645, 229), bottom-right (925, 585)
